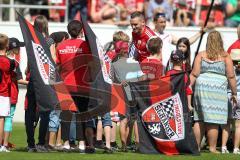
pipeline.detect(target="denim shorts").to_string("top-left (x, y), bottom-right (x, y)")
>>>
top-left (49, 110), bottom-right (61, 132)
top-left (101, 112), bottom-right (112, 127)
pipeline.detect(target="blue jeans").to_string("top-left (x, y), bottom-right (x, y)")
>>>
top-left (48, 110), bottom-right (61, 132)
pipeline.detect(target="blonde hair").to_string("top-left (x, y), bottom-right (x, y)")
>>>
top-left (206, 30), bottom-right (226, 60)
top-left (0, 33), bottom-right (9, 50)
top-left (113, 31), bottom-right (129, 42)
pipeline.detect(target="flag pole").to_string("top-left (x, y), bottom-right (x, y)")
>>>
top-left (194, 0), bottom-right (215, 56)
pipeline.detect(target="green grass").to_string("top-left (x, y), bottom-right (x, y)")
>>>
top-left (0, 123), bottom-right (239, 160)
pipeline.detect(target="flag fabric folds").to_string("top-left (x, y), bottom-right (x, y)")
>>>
top-left (130, 73), bottom-right (199, 155)
top-left (18, 13), bottom-right (76, 112)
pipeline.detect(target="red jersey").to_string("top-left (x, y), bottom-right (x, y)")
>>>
top-left (10, 62), bottom-right (22, 105)
top-left (227, 39), bottom-right (240, 54)
top-left (132, 26), bottom-right (156, 62)
top-left (165, 69), bottom-right (192, 95)
top-left (56, 38), bottom-right (92, 94)
top-left (0, 56), bottom-right (14, 97)
top-left (141, 58), bottom-right (163, 79)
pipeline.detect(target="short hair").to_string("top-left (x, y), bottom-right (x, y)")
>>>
top-left (130, 11), bottom-right (145, 20)
top-left (67, 20), bottom-right (83, 38)
top-left (34, 15), bottom-right (49, 37)
top-left (50, 31), bottom-right (69, 44)
top-left (113, 31), bottom-right (129, 42)
top-left (147, 36), bottom-right (162, 55)
top-left (153, 12), bottom-right (166, 22)
top-left (0, 33), bottom-right (9, 50)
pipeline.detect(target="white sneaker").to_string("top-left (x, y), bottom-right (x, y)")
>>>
top-left (233, 148), bottom-right (240, 154)
top-left (221, 146), bottom-right (229, 154)
top-left (0, 146), bottom-right (10, 152)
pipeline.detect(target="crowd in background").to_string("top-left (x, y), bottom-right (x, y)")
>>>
top-left (1, 0), bottom-right (240, 28)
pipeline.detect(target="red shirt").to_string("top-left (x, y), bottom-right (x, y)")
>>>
top-left (165, 69), bottom-right (192, 95)
top-left (10, 62), bottom-right (22, 104)
top-left (132, 26), bottom-right (156, 62)
top-left (141, 58), bottom-right (163, 79)
top-left (0, 56), bottom-right (13, 97)
top-left (56, 38), bottom-right (92, 94)
top-left (227, 39), bottom-right (240, 54)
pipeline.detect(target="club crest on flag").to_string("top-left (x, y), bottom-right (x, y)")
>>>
top-left (142, 93), bottom-right (185, 141)
top-left (32, 41), bottom-right (56, 85)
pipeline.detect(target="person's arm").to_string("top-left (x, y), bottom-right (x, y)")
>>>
top-left (50, 43), bottom-right (56, 63)
top-left (225, 53), bottom-right (237, 106)
top-left (171, 28), bottom-right (204, 45)
top-left (136, 1), bottom-right (144, 12)
top-left (190, 52), bottom-right (202, 86)
top-left (226, 1), bottom-right (238, 17)
top-left (187, 94), bottom-right (193, 112)
top-left (18, 79), bottom-right (29, 85)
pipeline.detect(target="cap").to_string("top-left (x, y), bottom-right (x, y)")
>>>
top-left (170, 50), bottom-right (184, 62)
top-left (8, 37), bottom-right (25, 50)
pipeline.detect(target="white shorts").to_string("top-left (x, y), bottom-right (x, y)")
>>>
top-left (0, 96), bottom-right (10, 117)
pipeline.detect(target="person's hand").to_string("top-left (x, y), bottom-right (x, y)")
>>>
top-left (231, 94), bottom-right (237, 107)
top-left (188, 105), bottom-right (194, 112)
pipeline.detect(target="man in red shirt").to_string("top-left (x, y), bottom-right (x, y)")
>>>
top-left (129, 11), bottom-right (156, 62)
top-left (56, 20), bottom-right (95, 153)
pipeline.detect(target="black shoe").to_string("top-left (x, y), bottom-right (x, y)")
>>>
top-left (85, 147), bottom-right (95, 154)
top-left (36, 144), bottom-right (49, 153)
top-left (95, 142), bottom-right (105, 149)
top-left (120, 146), bottom-right (128, 152)
top-left (111, 143), bottom-right (120, 151)
top-left (103, 147), bottom-right (113, 154)
top-left (46, 145), bottom-right (56, 152)
top-left (27, 146), bottom-right (37, 152)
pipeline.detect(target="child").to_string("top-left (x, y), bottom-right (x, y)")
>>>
top-left (3, 37), bottom-right (27, 151)
top-left (166, 50), bottom-right (193, 112)
top-left (141, 36), bottom-right (164, 79)
top-left (0, 34), bottom-right (17, 152)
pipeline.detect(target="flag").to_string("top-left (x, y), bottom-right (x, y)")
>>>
top-left (79, 16), bottom-right (128, 119)
top-left (130, 73), bottom-right (199, 155)
top-left (17, 13), bottom-right (76, 112)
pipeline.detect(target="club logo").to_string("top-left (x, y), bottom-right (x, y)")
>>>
top-left (142, 93), bottom-right (185, 141)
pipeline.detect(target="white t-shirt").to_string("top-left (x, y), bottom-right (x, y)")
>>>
top-left (155, 31), bottom-right (174, 68)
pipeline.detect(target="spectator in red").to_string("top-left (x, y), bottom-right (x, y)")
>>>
top-left (116, 0), bottom-right (144, 14)
top-left (88, 0), bottom-right (118, 24)
top-left (195, 0), bottom-right (225, 28)
top-left (141, 36), bottom-right (164, 79)
top-left (129, 11), bottom-right (156, 62)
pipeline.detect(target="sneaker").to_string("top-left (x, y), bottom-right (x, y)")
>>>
top-left (85, 147), bottom-right (95, 154)
top-left (26, 146), bottom-right (37, 152)
top-left (54, 145), bottom-right (64, 151)
top-left (46, 145), bottom-right (56, 152)
top-left (0, 146), bottom-right (10, 152)
top-left (62, 145), bottom-right (71, 152)
top-left (95, 142), bottom-right (105, 149)
top-left (103, 147), bottom-right (113, 154)
top-left (233, 148), bottom-right (240, 154)
top-left (36, 144), bottom-right (49, 153)
top-left (79, 149), bottom-right (85, 154)
top-left (221, 147), bottom-right (229, 154)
